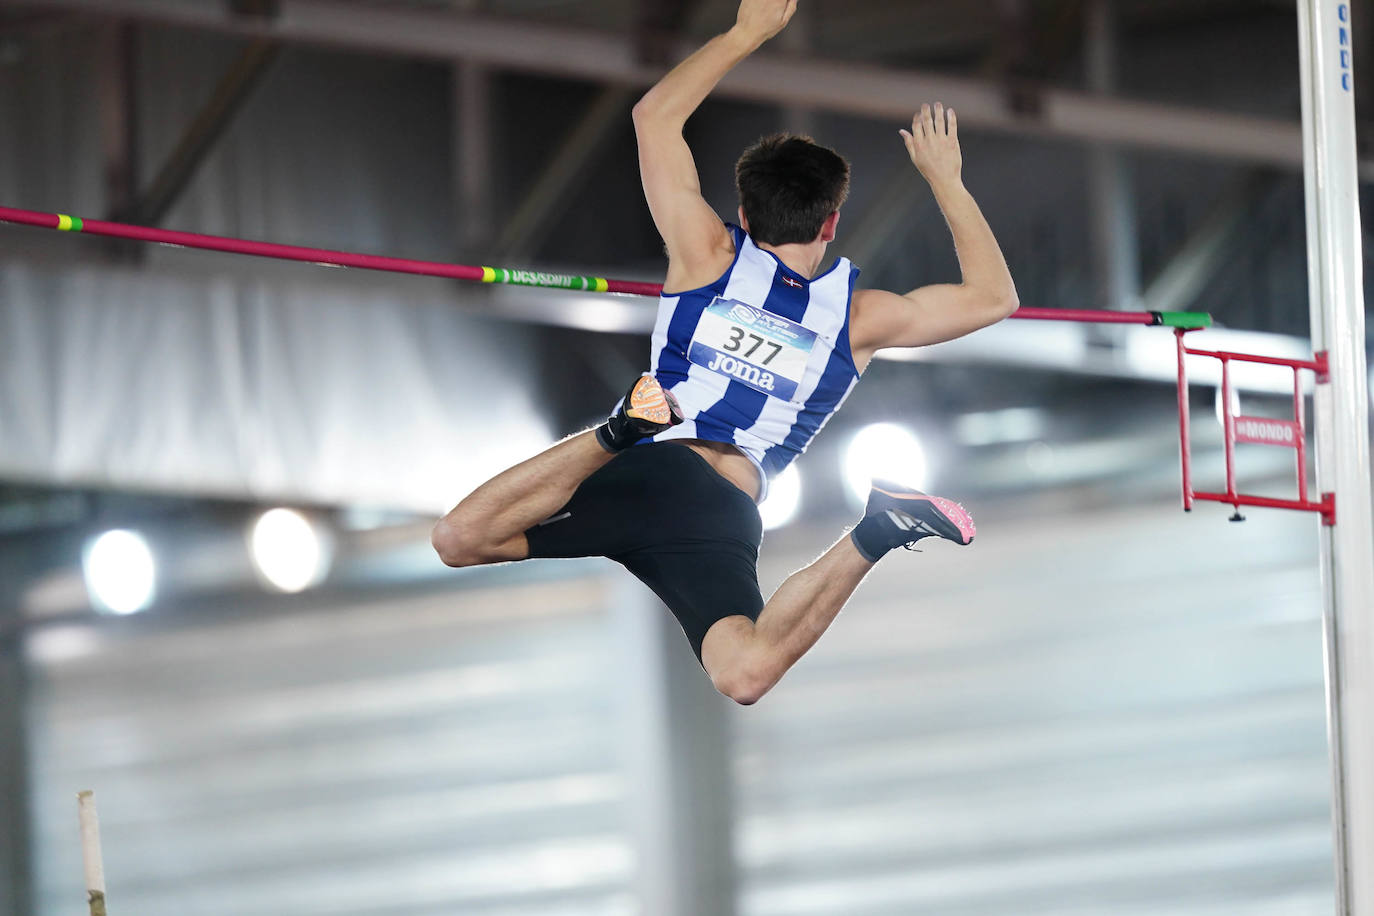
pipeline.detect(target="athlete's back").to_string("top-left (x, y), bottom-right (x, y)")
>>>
top-left (644, 224), bottom-right (860, 494)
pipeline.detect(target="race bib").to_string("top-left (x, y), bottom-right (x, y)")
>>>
top-left (687, 298), bottom-right (817, 402)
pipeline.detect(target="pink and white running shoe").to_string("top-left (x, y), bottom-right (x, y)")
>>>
top-left (863, 479), bottom-right (976, 548)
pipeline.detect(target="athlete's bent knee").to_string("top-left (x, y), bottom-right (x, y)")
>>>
top-left (431, 518), bottom-right (483, 568)
top-left (710, 666), bottom-right (774, 707)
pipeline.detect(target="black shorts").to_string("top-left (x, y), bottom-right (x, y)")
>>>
top-left (525, 441), bottom-right (764, 662)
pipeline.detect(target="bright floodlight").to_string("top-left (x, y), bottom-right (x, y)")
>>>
top-left (250, 508), bottom-right (327, 593)
top-left (759, 464), bottom-right (803, 531)
top-left (843, 422), bottom-right (928, 507)
top-left (83, 529), bottom-right (156, 615)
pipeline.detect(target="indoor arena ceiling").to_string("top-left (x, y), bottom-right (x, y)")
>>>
top-left (355, 0), bottom-right (1292, 69)
top-left (0, 0), bottom-right (1310, 94)
top-left (343, 0), bottom-right (1309, 105)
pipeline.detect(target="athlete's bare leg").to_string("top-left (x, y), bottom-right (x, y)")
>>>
top-left (432, 375), bottom-right (682, 567)
top-left (431, 430), bottom-right (615, 567)
top-left (701, 484), bottom-right (975, 705)
top-left (700, 535), bottom-right (874, 705)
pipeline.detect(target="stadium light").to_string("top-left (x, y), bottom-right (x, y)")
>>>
top-left (83, 529), bottom-right (156, 615)
top-left (759, 464), bottom-right (803, 531)
top-left (843, 422), bottom-right (928, 508)
top-left (250, 508), bottom-right (330, 593)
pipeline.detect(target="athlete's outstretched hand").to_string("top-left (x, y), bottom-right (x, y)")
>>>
top-left (900, 103), bottom-right (963, 188)
top-left (734, 0), bottom-right (798, 45)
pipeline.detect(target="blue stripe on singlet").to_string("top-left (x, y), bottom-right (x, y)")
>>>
top-left (760, 265), bottom-right (862, 476)
top-left (758, 258), bottom-right (812, 322)
top-left (656, 296), bottom-right (713, 388)
top-left (653, 226), bottom-right (746, 387)
top-left (694, 256), bottom-right (814, 440)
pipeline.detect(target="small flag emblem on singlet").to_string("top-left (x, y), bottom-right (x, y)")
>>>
top-left (782, 276), bottom-right (804, 289)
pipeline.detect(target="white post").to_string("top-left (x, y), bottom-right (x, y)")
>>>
top-left (76, 790), bottom-right (107, 916)
top-left (612, 575), bottom-right (737, 916)
top-left (1297, 2), bottom-right (1374, 914)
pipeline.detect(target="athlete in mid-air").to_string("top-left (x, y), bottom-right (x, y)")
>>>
top-left (433, 0), bottom-right (1017, 704)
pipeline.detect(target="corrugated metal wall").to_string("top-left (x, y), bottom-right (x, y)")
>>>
top-left (25, 497), bottom-right (1335, 915)
top-left (26, 572), bottom-right (636, 916)
top-left (737, 499), bottom-right (1334, 915)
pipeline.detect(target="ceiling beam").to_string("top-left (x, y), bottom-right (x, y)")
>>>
top-left (836, 156), bottom-right (928, 269)
top-left (94, 23), bottom-right (139, 221)
top-left (119, 37), bottom-right (280, 226)
top-left (1141, 172), bottom-right (1273, 315)
top-left (12, 0), bottom-right (1372, 180)
top-left (495, 86), bottom-right (634, 261)
top-left (453, 60), bottom-right (493, 259)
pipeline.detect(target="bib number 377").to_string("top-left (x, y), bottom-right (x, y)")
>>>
top-left (687, 298), bottom-right (817, 402)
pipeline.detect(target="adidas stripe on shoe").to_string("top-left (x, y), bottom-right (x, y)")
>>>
top-left (850, 479), bottom-right (976, 562)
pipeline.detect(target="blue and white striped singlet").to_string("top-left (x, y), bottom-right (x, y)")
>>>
top-left (642, 224), bottom-right (862, 500)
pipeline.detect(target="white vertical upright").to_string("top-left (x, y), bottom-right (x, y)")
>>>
top-left (76, 790), bottom-right (107, 916)
top-left (613, 573), bottom-right (737, 916)
top-left (1297, 2), bottom-right (1374, 913)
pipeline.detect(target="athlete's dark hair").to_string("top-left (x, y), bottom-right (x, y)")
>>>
top-left (735, 134), bottom-right (850, 246)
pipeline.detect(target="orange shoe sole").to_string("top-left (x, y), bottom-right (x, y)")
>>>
top-left (627, 376), bottom-right (676, 426)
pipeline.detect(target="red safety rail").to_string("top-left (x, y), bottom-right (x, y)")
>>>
top-left (1175, 328), bottom-right (1334, 525)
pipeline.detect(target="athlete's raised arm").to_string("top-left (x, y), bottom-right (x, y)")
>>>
top-left (632, 0), bottom-right (797, 291)
top-left (849, 103), bottom-right (1019, 365)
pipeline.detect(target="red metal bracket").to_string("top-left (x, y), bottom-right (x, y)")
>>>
top-left (1175, 328), bottom-right (1336, 526)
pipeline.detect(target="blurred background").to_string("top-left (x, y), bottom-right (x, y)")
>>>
top-left (0, 0), bottom-right (1368, 913)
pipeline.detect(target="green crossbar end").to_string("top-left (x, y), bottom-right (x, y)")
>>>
top-left (1153, 311), bottom-right (1213, 329)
